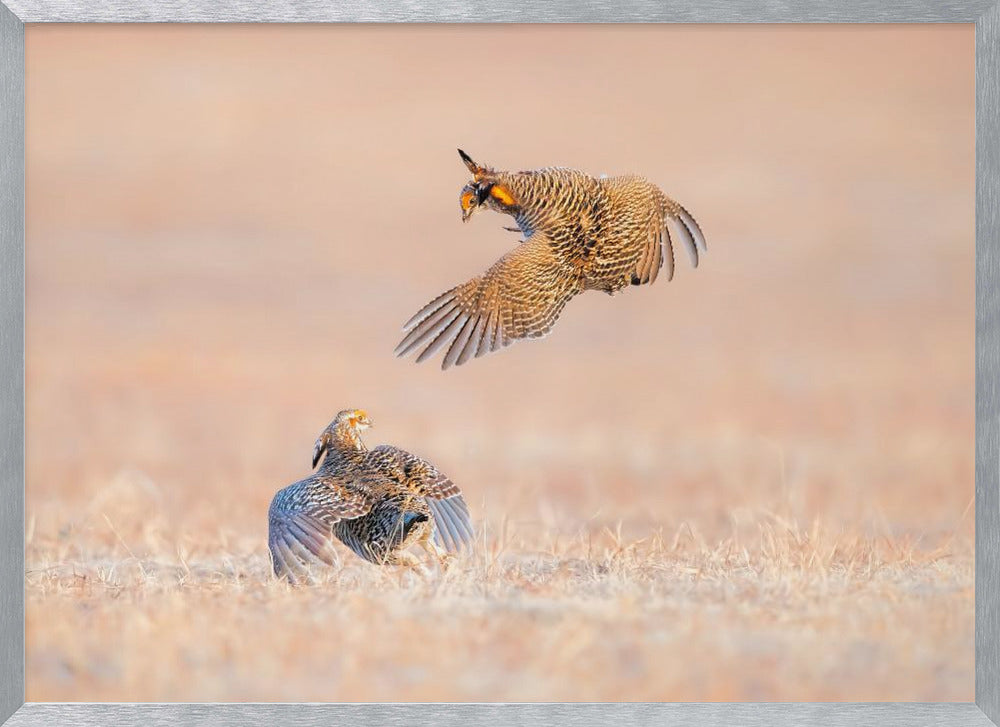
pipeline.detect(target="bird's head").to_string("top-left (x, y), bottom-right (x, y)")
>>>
top-left (458, 148), bottom-right (517, 222)
top-left (312, 409), bottom-right (373, 467)
top-left (342, 408), bottom-right (373, 431)
top-left (459, 182), bottom-right (486, 223)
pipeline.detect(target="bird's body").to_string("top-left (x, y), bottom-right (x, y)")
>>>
top-left (268, 410), bottom-right (473, 582)
top-left (396, 151), bottom-right (707, 369)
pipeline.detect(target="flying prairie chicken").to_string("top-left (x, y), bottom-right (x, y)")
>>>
top-left (395, 150), bottom-right (707, 369)
top-left (267, 409), bottom-right (473, 583)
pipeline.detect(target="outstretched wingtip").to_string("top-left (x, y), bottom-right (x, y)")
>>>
top-left (401, 290), bottom-right (453, 332)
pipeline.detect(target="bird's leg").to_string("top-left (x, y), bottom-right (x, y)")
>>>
top-left (395, 550), bottom-right (430, 577)
top-left (420, 536), bottom-right (453, 569)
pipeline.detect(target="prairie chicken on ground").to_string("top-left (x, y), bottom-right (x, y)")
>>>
top-left (268, 409), bottom-right (474, 583)
top-left (396, 150), bottom-right (707, 369)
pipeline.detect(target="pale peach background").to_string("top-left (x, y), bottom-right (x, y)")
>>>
top-left (24, 25), bottom-right (974, 702)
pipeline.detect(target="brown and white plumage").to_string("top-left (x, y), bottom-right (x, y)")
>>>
top-left (268, 409), bottom-right (473, 583)
top-left (396, 150), bottom-right (707, 369)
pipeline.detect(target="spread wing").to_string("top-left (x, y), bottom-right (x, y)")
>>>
top-left (370, 444), bottom-right (474, 552)
top-left (395, 232), bottom-right (580, 369)
top-left (634, 191), bottom-right (707, 285)
top-left (267, 473), bottom-right (374, 582)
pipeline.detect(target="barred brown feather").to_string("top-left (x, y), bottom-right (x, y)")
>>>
top-left (397, 154), bottom-right (707, 369)
top-left (267, 410), bottom-right (474, 582)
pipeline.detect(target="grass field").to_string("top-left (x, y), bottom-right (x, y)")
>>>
top-left (26, 505), bottom-right (972, 701)
top-left (24, 24), bottom-right (975, 701)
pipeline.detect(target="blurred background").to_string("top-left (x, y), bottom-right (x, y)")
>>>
top-left (24, 25), bottom-right (974, 702)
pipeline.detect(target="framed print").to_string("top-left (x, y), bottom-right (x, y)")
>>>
top-left (1, 2), bottom-right (999, 726)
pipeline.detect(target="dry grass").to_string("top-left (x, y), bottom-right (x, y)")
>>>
top-left (26, 432), bottom-right (975, 703)
top-left (26, 498), bottom-right (972, 701)
top-left (24, 24), bottom-right (975, 702)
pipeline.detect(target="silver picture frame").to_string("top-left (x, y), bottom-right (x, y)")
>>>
top-left (1, 2), bottom-right (997, 725)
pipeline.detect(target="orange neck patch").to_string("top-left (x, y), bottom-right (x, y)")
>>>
top-left (489, 185), bottom-right (516, 206)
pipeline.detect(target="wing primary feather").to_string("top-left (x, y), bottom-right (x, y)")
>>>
top-left (432, 506), bottom-right (459, 551)
top-left (279, 530), bottom-right (309, 568)
top-left (440, 497), bottom-right (474, 545)
top-left (285, 519), bottom-right (334, 564)
top-left (401, 231), bottom-right (574, 367)
top-left (487, 308), bottom-right (502, 354)
top-left (476, 308), bottom-right (497, 358)
top-left (283, 530), bottom-right (323, 568)
top-left (670, 217), bottom-right (699, 268)
top-left (456, 498), bottom-right (475, 542)
top-left (395, 304), bottom-right (460, 357)
top-left (416, 311), bottom-right (468, 363)
top-left (442, 315), bottom-right (477, 370)
top-left (452, 493), bottom-right (471, 515)
top-left (268, 536), bottom-right (291, 578)
top-left (272, 535), bottom-right (303, 583)
top-left (435, 498), bottom-right (467, 551)
top-left (284, 519), bottom-right (322, 553)
top-left (403, 290), bottom-right (453, 331)
top-left (427, 499), bottom-right (459, 551)
top-left (295, 512), bottom-right (333, 539)
top-left (677, 207), bottom-right (707, 253)
top-left (442, 497), bottom-right (473, 546)
top-left (496, 314), bottom-right (511, 350)
top-left (662, 227), bottom-right (676, 282)
top-left (450, 498), bottom-right (474, 545)
top-left (456, 314), bottom-right (487, 367)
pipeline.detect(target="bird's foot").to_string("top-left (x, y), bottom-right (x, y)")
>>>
top-left (396, 551), bottom-right (431, 578)
top-left (421, 540), bottom-right (455, 570)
